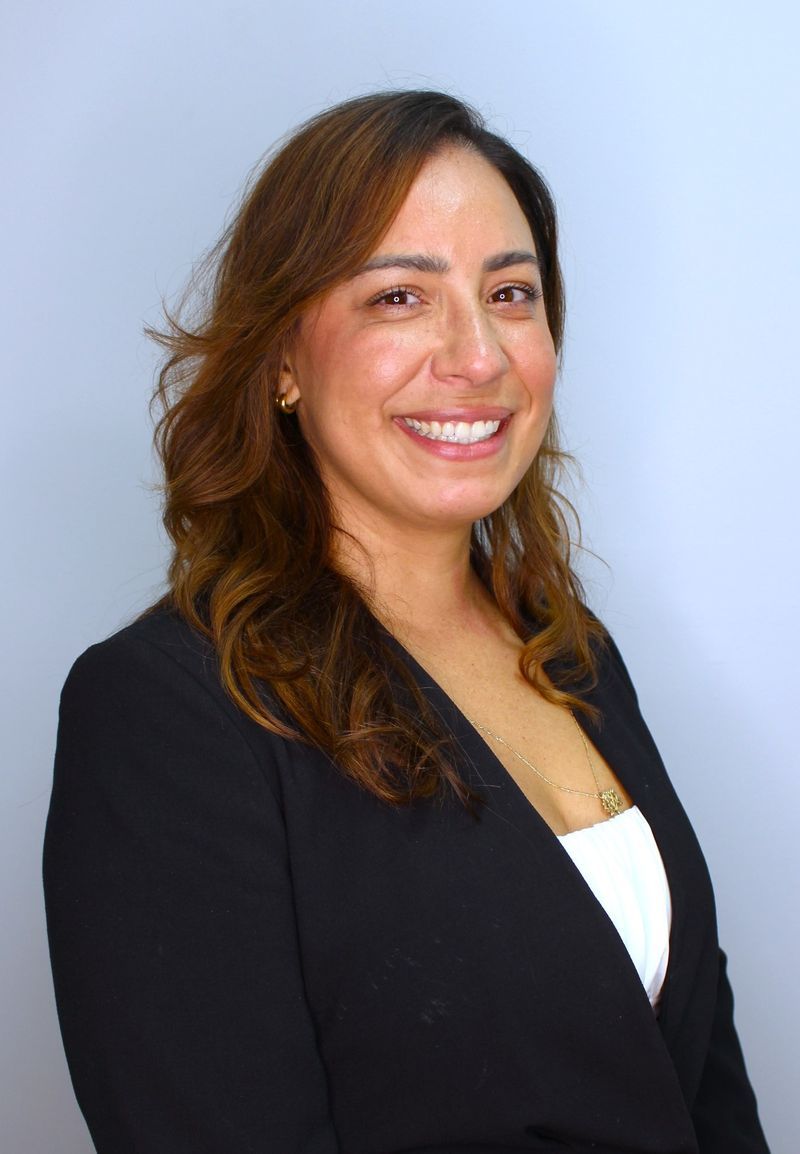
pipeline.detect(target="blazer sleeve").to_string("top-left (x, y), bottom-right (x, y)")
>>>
top-left (691, 950), bottom-right (770, 1153)
top-left (43, 631), bottom-right (339, 1154)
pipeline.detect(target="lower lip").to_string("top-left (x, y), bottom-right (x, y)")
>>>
top-left (395, 418), bottom-right (510, 460)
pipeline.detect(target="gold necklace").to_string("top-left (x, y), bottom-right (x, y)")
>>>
top-left (469, 712), bottom-right (625, 819)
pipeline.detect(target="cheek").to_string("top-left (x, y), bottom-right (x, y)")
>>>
top-left (543, 369), bottom-right (556, 409)
top-left (351, 328), bottom-right (433, 399)
top-left (522, 345), bottom-right (558, 408)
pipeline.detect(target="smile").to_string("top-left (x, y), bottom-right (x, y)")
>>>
top-left (401, 417), bottom-right (502, 444)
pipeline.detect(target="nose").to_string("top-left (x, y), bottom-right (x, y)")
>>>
top-left (430, 300), bottom-right (509, 387)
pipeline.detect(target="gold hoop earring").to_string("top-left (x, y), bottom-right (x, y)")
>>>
top-left (275, 393), bottom-right (299, 415)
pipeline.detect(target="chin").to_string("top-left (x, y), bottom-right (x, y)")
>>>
top-left (421, 497), bottom-right (509, 529)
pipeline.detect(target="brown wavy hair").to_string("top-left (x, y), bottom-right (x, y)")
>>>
top-left (149, 89), bottom-right (605, 809)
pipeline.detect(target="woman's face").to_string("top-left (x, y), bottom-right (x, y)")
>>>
top-left (282, 145), bottom-right (557, 544)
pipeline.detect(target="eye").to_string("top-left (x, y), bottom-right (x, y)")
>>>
top-left (490, 283), bottom-right (543, 305)
top-left (367, 286), bottom-right (423, 309)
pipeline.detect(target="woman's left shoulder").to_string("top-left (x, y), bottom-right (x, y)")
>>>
top-left (589, 618), bottom-right (641, 703)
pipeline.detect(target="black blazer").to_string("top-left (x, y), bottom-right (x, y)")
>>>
top-left (44, 608), bottom-right (769, 1154)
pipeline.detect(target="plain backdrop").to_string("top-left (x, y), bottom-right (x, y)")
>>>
top-left (2, 2), bottom-right (797, 1150)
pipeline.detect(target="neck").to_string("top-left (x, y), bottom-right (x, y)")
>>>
top-left (330, 512), bottom-right (508, 648)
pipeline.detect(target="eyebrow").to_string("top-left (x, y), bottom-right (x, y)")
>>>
top-left (355, 253), bottom-right (449, 276)
top-left (354, 249), bottom-right (539, 277)
top-left (483, 249), bottom-right (539, 273)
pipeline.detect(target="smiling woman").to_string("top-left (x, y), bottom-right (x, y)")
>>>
top-left (43, 91), bottom-right (770, 1154)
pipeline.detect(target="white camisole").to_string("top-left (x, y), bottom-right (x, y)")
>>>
top-left (557, 805), bottom-right (672, 1008)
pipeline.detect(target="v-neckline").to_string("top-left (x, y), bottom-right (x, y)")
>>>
top-left (390, 634), bottom-right (639, 834)
top-left (390, 635), bottom-right (682, 1021)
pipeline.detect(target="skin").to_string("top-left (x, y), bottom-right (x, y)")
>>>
top-left (281, 145), bottom-right (632, 835)
top-left (280, 144), bottom-right (557, 553)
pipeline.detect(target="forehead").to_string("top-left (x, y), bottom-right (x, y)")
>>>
top-left (374, 144), bottom-right (535, 256)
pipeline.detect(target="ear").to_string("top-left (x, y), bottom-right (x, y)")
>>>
top-left (278, 361), bottom-right (301, 407)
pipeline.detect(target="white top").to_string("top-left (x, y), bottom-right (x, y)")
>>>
top-left (558, 805), bottom-right (672, 1008)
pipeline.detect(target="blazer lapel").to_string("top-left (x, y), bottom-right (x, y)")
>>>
top-left (408, 655), bottom-right (702, 1151)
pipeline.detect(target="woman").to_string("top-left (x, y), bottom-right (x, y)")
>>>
top-left (44, 91), bottom-right (769, 1153)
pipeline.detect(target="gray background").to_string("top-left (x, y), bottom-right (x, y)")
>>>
top-left (2, 1), bottom-right (797, 1150)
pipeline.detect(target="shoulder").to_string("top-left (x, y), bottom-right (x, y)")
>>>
top-left (65, 604), bottom-right (218, 698)
top-left (592, 623), bottom-right (641, 703)
top-left (537, 605), bottom-right (642, 712)
top-left (61, 604), bottom-right (248, 733)
top-left (558, 615), bottom-right (648, 739)
top-left (57, 605), bottom-right (286, 801)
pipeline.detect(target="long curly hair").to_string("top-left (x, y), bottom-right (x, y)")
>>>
top-left (149, 89), bottom-right (604, 809)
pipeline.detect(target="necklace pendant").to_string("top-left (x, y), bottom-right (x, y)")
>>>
top-left (600, 788), bottom-right (624, 817)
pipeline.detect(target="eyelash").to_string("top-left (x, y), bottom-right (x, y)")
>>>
top-left (491, 282), bottom-right (543, 304)
top-left (367, 286), bottom-right (421, 308)
top-left (366, 283), bottom-right (544, 308)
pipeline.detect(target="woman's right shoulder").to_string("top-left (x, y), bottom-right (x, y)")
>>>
top-left (61, 606), bottom-right (229, 728)
top-left (54, 604), bottom-right (297, 820)
top-left (65, 604), bottom-right (219, 698)
top-left (59, 604), bottom-right (273, 771)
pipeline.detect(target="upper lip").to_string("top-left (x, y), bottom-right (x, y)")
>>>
top-left (396, 406), bottom-right (512, 422)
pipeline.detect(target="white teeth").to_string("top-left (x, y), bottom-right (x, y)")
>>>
top-left (402, 417), bottom-right (502, 444)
